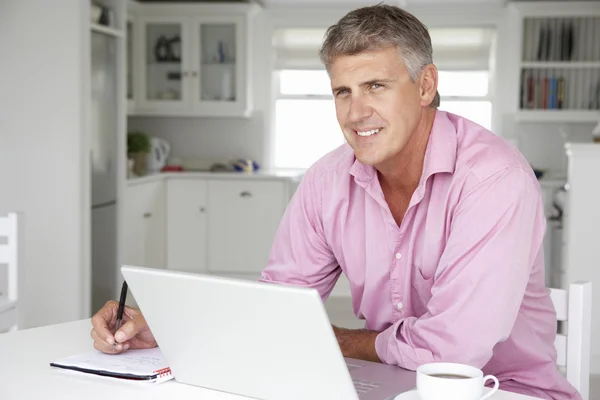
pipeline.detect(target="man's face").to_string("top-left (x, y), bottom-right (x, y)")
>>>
top-left (329, 47), bottom-right (436, 168)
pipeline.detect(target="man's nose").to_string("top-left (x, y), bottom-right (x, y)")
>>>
top-left (347, 95), bottom-right (373, 123)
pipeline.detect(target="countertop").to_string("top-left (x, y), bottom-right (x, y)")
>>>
top-left (127, 169), bottom-right (306, 186)
top-left (127, 169), bottom-right (566, 189)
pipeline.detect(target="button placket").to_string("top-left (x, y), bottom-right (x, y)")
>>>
top-left (391, 236), bottom-right (405, 319)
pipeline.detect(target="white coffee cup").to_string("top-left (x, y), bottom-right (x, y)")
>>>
top-left (416, 362), bottom-right (499, 400)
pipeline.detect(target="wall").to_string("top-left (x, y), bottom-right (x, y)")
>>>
top-left (506, 121), bottom-right (595, 174)
top-left (0, 0), bottom-right (90, 328)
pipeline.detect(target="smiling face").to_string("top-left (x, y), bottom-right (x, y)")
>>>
top-left (330, 47), bottom-right (437, 170)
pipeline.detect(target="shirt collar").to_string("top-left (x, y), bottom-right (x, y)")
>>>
top-left (349, 110), bottom-right (457, 185)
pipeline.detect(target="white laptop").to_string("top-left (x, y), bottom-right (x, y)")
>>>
top-left (121, 265), bottom-right (415, 400)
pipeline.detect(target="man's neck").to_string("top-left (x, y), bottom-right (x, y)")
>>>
top-left (377, 108), bottom-right (436, 195)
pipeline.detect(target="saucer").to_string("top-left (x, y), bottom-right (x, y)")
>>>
top-left (394, 389), bottom-right (420, 399)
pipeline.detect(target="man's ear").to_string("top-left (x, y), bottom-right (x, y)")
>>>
top-left (419, 64), bottom-right (438, 107)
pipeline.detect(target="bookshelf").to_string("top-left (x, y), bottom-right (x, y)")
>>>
top-left (518, 13), bottom-right (600, 122)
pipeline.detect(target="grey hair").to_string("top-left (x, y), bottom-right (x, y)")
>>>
top-left (319, 3), bottom-right (440, 107)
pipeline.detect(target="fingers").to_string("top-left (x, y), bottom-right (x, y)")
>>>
top-left (91, 300), bottom-right (119, 345)
top-left (114, 314), bottom-right (147, 344)
top-left (91, 328), bottom-right (129, 354)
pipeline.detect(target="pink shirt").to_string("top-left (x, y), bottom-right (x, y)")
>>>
top-left (260, 110), bottom-right (579, 399)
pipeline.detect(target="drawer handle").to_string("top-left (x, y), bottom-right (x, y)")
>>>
top-left (199, 207), bottom-right (206, 213)
top-left (240, 191), bottom-right (252, 198)
top-left (143, 212), bottom-right (152, 218)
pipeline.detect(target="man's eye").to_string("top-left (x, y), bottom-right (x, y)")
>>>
top-left (371, 83), bottom-right (383, 89)
top-left (336, 89), bottom-right (349, 96)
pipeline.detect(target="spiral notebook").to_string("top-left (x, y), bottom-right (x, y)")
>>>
top-left (50, 347), bottom-right (174, 384)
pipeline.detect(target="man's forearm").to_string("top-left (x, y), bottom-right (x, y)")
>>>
top-left (332, 325), bottom-right (382, 363)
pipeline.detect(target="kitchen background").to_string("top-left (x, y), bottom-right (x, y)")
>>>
top-left (1, 0), bottom-right (600, 382)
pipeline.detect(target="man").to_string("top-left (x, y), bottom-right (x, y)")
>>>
top-left (91, 4), bottom-right (580, 399)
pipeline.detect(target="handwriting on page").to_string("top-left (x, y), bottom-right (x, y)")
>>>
top-left (120, 355), bottom-right (163, 367)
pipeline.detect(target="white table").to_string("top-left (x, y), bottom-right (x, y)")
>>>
top-left (0, 319), bottom-right (541, 400)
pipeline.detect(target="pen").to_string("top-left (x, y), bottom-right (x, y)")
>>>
top-left (114, 281), bottom-right (128, 341)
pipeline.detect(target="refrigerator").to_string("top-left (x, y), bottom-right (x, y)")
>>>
top-left (90, 31), bottom-right (119, 313)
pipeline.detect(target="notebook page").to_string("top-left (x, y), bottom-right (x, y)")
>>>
top-left (51, 347), bottom-right (170, 378)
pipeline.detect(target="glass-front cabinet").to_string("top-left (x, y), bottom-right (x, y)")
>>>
top-left (138, 18), bottom-right (189, 112)
top-left (196, 20), bottom-right (241, 107)
top-left (193, 16), bottom-right (248, 116)
top-left (129, 4), bottom-right (255, 118)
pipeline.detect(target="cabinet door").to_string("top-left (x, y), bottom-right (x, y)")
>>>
top-left (143, 182), bottom-right (166, 269)
top-left (123, 182), bottom-right (164, 268)
top-left (192, 16), bottom-right (249, 116)
top-left (137, 17), bottom-right (191, 114)
top-left (207, 180), bottom-right (286, 275)
top-left (167, 179), bottom-right (208, 273)
top-left (123, 185), bottom-right (146, 267)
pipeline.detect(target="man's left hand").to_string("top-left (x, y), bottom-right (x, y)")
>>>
top-left (332, 325), bottom-right (382, 363)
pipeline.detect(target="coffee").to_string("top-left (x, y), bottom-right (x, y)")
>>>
top-left (428, 373), bottom-right (471, 379)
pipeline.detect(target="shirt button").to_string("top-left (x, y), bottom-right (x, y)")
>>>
top-left (395, 252), bottom-right (402, 259)
top-left (396, 302), bottom-right (404, 311)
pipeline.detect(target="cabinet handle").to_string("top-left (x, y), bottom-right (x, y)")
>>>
top-left (199, 207), bottom-right (206, 213)
top-left (240, 191), bottom-right (252, 198)
top-left (143, 212), bottom-right (152, 218)
top-left (191, 71), bottom-right (198, 77)
top-left (182, 71), bottom-right (189, 77)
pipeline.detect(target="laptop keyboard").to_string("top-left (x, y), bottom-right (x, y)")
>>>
top-left (346, 363), bottom-right (361, 371)
top-left (353, 379), bottom-right (381, 395)
top-left (346, 362), bottom-right (381, 395)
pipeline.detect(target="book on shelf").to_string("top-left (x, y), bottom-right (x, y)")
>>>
top-left (524, 17), bottom-right (599, 63)
top-left (520, 71), bottom-right (566, 110)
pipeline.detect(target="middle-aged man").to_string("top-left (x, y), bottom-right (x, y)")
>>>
top-left (91, 4), bottom-right (580, 400)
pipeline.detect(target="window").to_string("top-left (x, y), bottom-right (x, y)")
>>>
top-left (271, 27), bottom-right (495, 169)
top-left (274, 70), bottom-right (342, 169)
top-left (438, 70), bottom-right (492, 130)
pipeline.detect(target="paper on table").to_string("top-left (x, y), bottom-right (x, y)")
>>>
top-left (50, 347), bottom-right (173, 384)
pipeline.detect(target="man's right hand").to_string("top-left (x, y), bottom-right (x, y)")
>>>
top-left (90, 300), bottom-right (157, 354)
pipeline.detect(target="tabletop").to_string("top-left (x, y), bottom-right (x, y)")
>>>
top-left (0, 319), bottom-right (542, 400)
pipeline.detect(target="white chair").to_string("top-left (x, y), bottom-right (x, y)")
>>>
top-left (550, 281), bottom-right (592, 400)
top-left (0, 212), bottom-right (20, 333)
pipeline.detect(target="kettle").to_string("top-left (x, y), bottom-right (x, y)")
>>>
top-left (146, 137), bottom-right (171, 172)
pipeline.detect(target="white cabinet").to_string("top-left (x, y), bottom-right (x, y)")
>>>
top-left (207, 180), bottom-right (287, 277)
top-left (166, 179), bottom-right (208, 273)
top-left (124, 176), bottom-right (295, 282)
top-left (129, 3), bottom-right (258, 117)
top-left (137, 16), bottom-right (190, 114)
top-left (562, 143), bottom-right (600, 374)
top-left (123, 181), bottom-right (166, 269)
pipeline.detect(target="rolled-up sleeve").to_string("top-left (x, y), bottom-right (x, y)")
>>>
top-left (375, 167), bottom-right (544, 370)
top-left (259, 169), bottom-right (341, 300)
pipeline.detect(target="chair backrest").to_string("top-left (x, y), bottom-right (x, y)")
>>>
top-left (0, 213), bottom-right (19, 304)
top-left (550, 281), bottom-right (592, 400)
